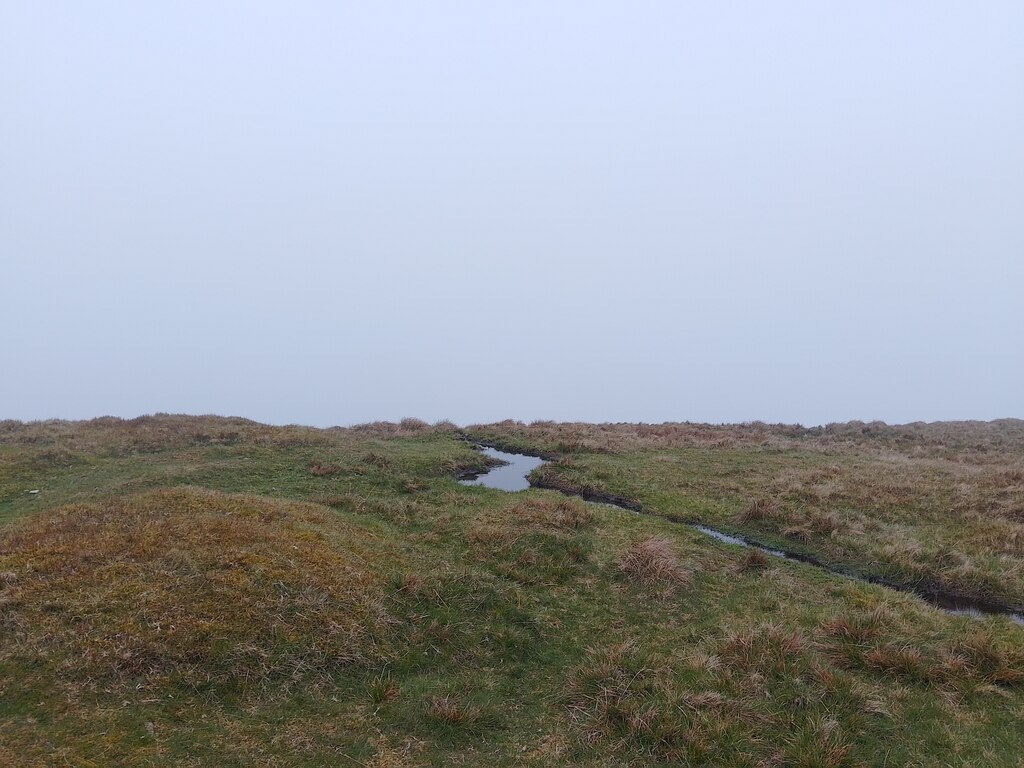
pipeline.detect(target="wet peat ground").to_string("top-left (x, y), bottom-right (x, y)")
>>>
top-left (462, 445), bottom-right (1024, 626)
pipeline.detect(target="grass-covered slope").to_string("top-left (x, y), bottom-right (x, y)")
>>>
top-left (1, 415), bottom-right (1022, 766)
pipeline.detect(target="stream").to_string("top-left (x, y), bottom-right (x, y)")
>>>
top-left (460, 445), bottom-right (1024, 626)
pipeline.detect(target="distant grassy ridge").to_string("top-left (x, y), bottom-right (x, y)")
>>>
top-left (0, 415), bottom-right (1022, 766)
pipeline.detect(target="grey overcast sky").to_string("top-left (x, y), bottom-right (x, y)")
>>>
top-left (2, 2), bottom-right (1022, 427)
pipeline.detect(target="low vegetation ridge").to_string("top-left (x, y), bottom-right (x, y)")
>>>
top-left (1, 414), bottom-right (1022, 766)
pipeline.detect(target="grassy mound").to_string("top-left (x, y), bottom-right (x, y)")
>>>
top-left (0, 487), bottom-right (397, 696)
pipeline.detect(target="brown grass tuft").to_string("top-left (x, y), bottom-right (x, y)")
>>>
top-left (508, 497), bottom-right (594, 530)
top-left (617, 537), bottom-right (690, 589)
top-left (737, 548), bottom-right (771, 572)
top-left (782, 525), bottom-right (811, 542)
top-left (308, 461), bottom-right (342, 476)
top-left (362, 451), bottom-right (392, 468)
top-left (739, 498), bottom-right (782, 523)
top-left (719, 623), bottom-right (806, 677)
top-left (819, 612), bottom-right (884, 644)
top-left (863, 645), bottom-right (926, 679)
top-left (945, 630), bottom-right (1024, 686)
top-left (426, 695), bottom-right (481, 726)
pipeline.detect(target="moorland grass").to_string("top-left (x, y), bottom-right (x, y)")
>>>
top-left (0, 415), bottom-right (1022, 765)
top-left (469, 419), bottom-right (1024, 608)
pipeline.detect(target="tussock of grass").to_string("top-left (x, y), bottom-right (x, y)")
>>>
top-left (781, 715), bottom-right (854, 768)
top-left (863, 644), bottom-right (928, 680)
top-left (719, 622), bottom-right (806, 678)
top-left (737, 548), bottom-right (771, 572)
top-left (946, 630), bottom-right (1024, 686)
top-left (425, 694), bottom-right (495, 730)
top-left (818, 610), bottom-right (1024, 690)
top-left (0, 487), bottom-right (396, 695)
top-left (617, 537), bottom-right (690, 590)
top-left (819, 609), bottom-right (887, 644)
top-left (362, 451), bottom-right (392, 468)
top-left (308, 460), bottom-right (343, 476)
top-left (738, 498), bottom-right (782, 523)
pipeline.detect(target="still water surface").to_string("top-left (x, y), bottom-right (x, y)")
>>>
top-left (458, 446), bottom-right (545, 492)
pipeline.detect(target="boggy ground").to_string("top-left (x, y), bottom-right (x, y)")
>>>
top-left (0, 415), bottom-right (1022, 766)
top-left (468, 420), bottom-right (1024, 610)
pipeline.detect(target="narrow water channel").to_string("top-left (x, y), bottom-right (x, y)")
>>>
top-left (460, 445), bottom-right (1024, 626)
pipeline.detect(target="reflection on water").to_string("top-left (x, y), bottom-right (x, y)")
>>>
top-left (458, 447), bottom-right (545, 492)
top-left (694, 525), bottom-right (788, 559)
